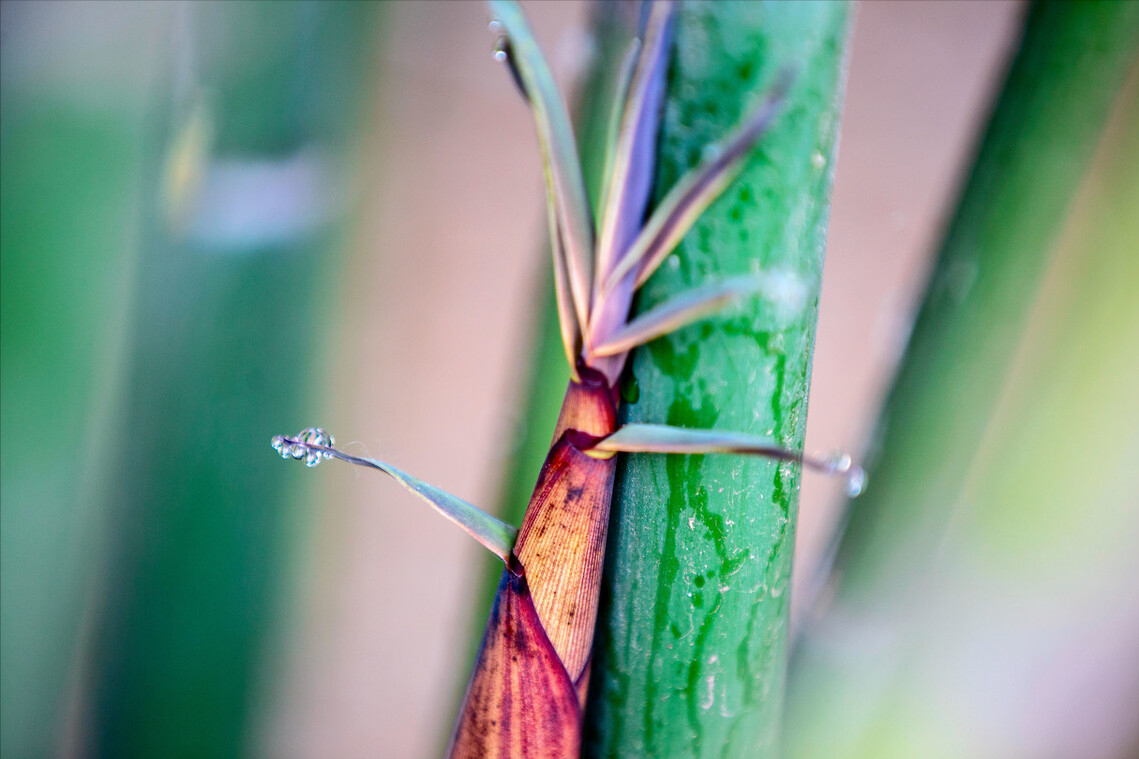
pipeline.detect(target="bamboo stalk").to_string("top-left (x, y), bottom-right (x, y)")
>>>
top-left (584, 3), bottom-right (850, 757)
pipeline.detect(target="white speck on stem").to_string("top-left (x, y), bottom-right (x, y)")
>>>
top-left (701, 675), bottom-right (716, 710)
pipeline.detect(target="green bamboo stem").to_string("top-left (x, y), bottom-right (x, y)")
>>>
top-left (584, 3), bottom-right (850, 757)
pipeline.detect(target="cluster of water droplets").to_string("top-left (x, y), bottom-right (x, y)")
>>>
top-left (271, 427), bottom-right (335, 468)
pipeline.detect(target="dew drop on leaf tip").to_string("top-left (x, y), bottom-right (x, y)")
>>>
top-left (271, 427), bottom-right (336, 468)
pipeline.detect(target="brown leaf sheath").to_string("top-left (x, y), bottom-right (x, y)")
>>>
top-left (448, 370), bottom-right (618, 757)
top-left (448, 565), bottom-right (582, 759)
top-left (515, 369), bottom-right (618, 687)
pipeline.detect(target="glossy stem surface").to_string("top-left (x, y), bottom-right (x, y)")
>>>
top-left (585, 3), bottom-right (850, 757)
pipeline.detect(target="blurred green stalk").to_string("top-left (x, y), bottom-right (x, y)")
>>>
top-left (827, 0), bottom-right (1139, 600)
top-left (584, 3), bottom-right (849, 757)
top-left (1, 11), bottom-right (150, 755)
top-left (76, 4), bottom-right (378, 758)
top-left (786, 3), bottom-right (1139, 758)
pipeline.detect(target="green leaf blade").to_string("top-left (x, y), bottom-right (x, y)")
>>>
top-left (490, 0), bottom-right (595, 335)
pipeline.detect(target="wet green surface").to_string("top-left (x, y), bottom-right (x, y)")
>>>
top-left (584, 3), bottom-right (849, 757)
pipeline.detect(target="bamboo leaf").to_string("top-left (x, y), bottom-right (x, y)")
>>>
top-left (589, 271), bottom-right (807, 358)
top-left (594, 1), bottom-right (675, 290)
top-left (274, 432), bottom-right (518, 563)
top-left (594, 37), bottom-right (643, 233)
top-left (490, 0), bottom-right (595, 335)
top-left (602, 67), bottom-right (793, 295)
top-left (591, 425), bottom-right (864, 494)
top-left (551, 206), bottom-right (584, 380)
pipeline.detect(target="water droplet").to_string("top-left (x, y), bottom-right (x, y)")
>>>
top-left (811, 151), bottom-right (826, 170)
top-left (271, 435), bottom-right (286, 453)
top-left (845, 467), bottom-right (867, 498)
top-left (305, 451), bottom-right (321, 468)
top-left (492, 35), bottom-right (510, 63)
top-left (828, 451), bottom-right (852, 473)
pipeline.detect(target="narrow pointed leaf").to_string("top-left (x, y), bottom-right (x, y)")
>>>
top-left (594, 1), bottom-right (674, 288)
top-left (603, 68), bottom-right (793, 294)
top-left (594, 423), bottom-right (795, 459)
top-left (585, 2), bottom-right (675, 375)
top-left (490, 0), bottom-right (594, 332)
top-left (590, 271), bottom-right (807, 358)
top-left (550, 207), bottom-right (583, 381)
top-left (282, 437), bottom-right (517, 562)
top-left (594, 37), bottom-right (642, 228)
top-left (591, 424), bottom-right (864, 492)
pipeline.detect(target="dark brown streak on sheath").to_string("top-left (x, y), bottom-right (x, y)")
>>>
top-left (513, 369), bottom-right (619, 688)
top-left (449, 368), bottom-right (620, 757)
top-left (449, 565), bottom-right (582, 759)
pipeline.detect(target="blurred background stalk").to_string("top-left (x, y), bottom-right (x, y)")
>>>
top-left (1, 6), bottom-right (153, 756)
top-left (581, 3), bottom-right (849, 757)
top-left (2, 2), bottom-right (379, 757)
top-left (786, 3), bottom-right (1139, 758)
top-left (79, 4), bottom-right (379, 758)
